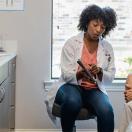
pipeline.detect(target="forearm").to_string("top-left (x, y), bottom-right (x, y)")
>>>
top-left (61, 70), bottom-right (78, 84)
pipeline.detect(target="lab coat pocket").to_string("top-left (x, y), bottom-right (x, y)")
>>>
top-left (102, 56), bottom-right (110, 70)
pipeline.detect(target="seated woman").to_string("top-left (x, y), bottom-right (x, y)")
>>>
top-left (119, 74), bottom-right (132, 132)
top-left (46, 4), bottom-right (117, 132)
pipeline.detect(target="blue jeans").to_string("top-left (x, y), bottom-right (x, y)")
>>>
top-left (54, 83), bottom-right (114, 132)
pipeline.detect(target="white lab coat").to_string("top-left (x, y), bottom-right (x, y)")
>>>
top-left (119, 101), bottom-right (132, 132)
top-left (45, 32), bottom-right (116, 125)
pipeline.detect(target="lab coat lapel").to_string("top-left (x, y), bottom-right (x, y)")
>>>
top-left (97, 38), bottom-right (106, 67)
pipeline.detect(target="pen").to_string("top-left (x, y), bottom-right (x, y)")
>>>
top-left (77, 59), bottom-right (96, 83)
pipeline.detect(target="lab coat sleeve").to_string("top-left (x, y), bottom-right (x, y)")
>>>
top-left (60, 39), bottom-right (78, 84)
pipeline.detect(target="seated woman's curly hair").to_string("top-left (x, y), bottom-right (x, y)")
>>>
top-left (77, 4), bottom-right (117, 38)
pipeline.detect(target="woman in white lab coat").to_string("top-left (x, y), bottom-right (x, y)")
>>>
top-left (45, 4), bottom-right (117, 132)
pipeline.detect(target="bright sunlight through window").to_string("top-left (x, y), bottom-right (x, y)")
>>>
top-left (52, 0), bottom-right (132, 79)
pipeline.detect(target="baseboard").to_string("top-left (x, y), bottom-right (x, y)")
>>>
top-left (14, 129), bottom-right (118, 132)
top-left (14, 129), bottom-right (96, 132)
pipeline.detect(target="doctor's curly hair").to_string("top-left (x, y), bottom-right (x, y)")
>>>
top-left (77, 4), bottom-right (117, 38)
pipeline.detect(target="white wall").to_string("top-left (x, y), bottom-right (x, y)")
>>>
top-left (0, 0), bottom-right (52, 129)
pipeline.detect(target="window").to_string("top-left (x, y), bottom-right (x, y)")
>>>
top-left (52, 0), bottom-right (132, 79)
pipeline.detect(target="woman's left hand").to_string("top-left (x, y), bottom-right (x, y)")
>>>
top-left (89, 64), bottom-right (101, 75)
top-left (89, 64), bottom-right (103, 81)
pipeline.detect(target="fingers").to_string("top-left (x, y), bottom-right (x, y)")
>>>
top-left (77, 63), bottom-right (100, 79)
top-left (76, 69), bottom-right (85, 80)
top-left (77, 69), bottom-right (91, 80)
top-left (76, 69), bottom-right (95, 83)
top-left (89, 64), bottom-right (100, 75)
top-left (81, 77), bottom-right (95, 83)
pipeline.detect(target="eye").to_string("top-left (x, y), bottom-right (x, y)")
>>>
top-left (93, 23), bottom-right (98, 27)
top-left (101, 25), bottom-right (106, 30)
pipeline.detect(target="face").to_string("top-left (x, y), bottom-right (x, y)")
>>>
top-left (86, 19), bottom-right (105, 40)
top-left (126, 74), bottom-right (132, 85)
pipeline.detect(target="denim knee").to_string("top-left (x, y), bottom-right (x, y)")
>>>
top-left (62, 97), bottom-right (82, 113)
top-left (98, 104), bottom-right (114, 122)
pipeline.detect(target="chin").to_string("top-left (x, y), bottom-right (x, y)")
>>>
top-left (92, 37), bottom-right (99, 40)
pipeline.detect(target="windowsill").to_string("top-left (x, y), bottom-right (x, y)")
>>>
top-left (43, 79), bottom-right (125, 92)
top-left (47, 78), bottom-right (126, 84)
top-left (113, 79), bottom-right (125, 84)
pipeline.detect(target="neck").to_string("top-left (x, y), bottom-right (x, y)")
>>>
top-left (84, 32), bottom-right (99, 43)
top-left (84, 34), bottom-right (98, 46)
top-left (84, 33), bottom-right (98, 53)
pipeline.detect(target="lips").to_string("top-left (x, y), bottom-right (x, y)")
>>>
top-left (92, 34), bottom-right (100, 40)
top-left (93, 34), bottom-right (100, 38)
top-left (94, 34), bottom-right (100, 37)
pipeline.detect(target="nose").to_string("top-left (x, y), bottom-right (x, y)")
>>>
top-left (96, 26), bottom-right (102, 33)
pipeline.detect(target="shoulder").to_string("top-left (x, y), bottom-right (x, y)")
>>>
top-left (101, 39), bottom-right (113, 51)
top-left (126, 101), bottom-right (132, 108)
top-left (63, 33), bottom-right (82, 49)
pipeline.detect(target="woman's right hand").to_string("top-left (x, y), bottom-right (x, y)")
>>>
top-left (76, 69), bottom-right (95, 83)
top-left (76, 69), bottom-right (85, 80)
